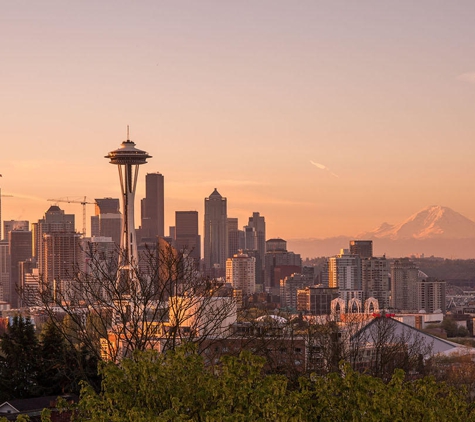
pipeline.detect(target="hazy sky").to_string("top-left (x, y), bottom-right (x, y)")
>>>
top-left (2, 1), bottom-right (475, 240)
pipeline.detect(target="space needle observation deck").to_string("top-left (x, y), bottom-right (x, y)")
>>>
top-left (105, 136), bottom-right (151, 270)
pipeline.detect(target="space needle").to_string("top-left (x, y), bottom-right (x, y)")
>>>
top-left (105, 132), bottom-right (151, 271)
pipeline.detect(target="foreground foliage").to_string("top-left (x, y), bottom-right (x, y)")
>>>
top-left (50, 345), bottom-right (475, 422)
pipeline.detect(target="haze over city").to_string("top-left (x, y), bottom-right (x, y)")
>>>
top-left (2, 1), bottom-right (475, 241)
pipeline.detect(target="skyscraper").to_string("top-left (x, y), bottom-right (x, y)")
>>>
top-left (247, 212), bottom-right (266, 269)
top-left (243, 212), bottom-right (266, 289)
top-left (9, 228), bottom-right (32, 308)
top-left (140, 172), bottom-right (164, 242)
top-left (227, 218), bottom-right (240, 259)
top-left (3, 220), bottom-right (28, 240)
top-left (243, 226), bottom-right (257, 251)
top-left (34, 205), bottom-right (75, 271)
top-left (95, 198), bottom-right (120, 215)
top-left (42, 232), bottom-right (81, 286)
top-left (175, 211), bottom-right (200, 267)
top-left (91, 198), bottom-right (122, 247)
top-left (204, 188), bottom-right (227, 275)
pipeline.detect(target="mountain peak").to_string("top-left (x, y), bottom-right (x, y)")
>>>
top-left (361, 206), bottom-right (475, 240)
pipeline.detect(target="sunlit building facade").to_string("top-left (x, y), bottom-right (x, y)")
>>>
top-left (226, 252), bottom-right (256, 295)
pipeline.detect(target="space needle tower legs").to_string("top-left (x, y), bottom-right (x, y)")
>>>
top-left (105, 133), bottom-right (151, 284)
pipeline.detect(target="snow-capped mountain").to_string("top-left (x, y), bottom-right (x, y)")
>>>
top-left (358, 205), bottom-right (475, 240)
top-left (288, 206), bottom-right (475, 259)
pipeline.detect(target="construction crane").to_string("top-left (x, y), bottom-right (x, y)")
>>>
top-left (47, 196), bottom-right (97, 236)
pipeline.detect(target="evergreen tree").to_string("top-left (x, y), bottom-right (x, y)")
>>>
top-left (37, 320), bottom-right (101, 396)
top-left (38, 321), bottom-right (78, 396)
top-left (0, 316), bottom-right (41, 401)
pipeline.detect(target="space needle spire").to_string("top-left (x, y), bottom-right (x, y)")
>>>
top-left (105, 131), bottom-right (151, 271)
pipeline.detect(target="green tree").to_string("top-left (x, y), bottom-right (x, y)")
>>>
top-left (69, 345), bottom-right (295, 421)
top-left (0, 416), bottom-right (31, 422)
top-left (297, 363), bottom-right (475, 421)
top-left (38, 320), bottom-right (92, 396)
top-left (44, 344), bottom-right (475, 422)
top-left (0, 316), bottom-right (41, 401)
top-left (38, 321), bottom-right (71, 395)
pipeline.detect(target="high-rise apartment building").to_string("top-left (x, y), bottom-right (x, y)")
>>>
top-left (204, 189), bottom-right (227, 275)
top-left (241, 249), bottom-right (263, 288)
top-left (140, 172), bottom-right (164, 241)
top-left (390, 258), bottom-right (419, 312)
top-left (361, 257), bottom-right (390, 309)
top-left (417, 279), bottom-right (446, 314)
top-left (327, 249), bottom-right (363, 306)
top-left (175, 211), bottom-right (200, 267)
top-left (349, 240), bottom-right (373, 259)
top-left (226, 252), bottom-right (256, 295)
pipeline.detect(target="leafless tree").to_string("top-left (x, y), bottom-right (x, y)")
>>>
top-left (31, 240), bottom-right (237, 363)
top-left (348, 315), bottom-right (432, 381)
top-left (224, 310), bottom-right (433, 382)
top-left (304, 315), bottom-right (346, 375)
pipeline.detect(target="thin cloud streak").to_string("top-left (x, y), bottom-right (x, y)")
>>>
top-left (310, 160), bottom-right (339, 178)
top-left (6, 193), bottom-right (48, 202)
top-left (457, 72), bottom-right (475, 84)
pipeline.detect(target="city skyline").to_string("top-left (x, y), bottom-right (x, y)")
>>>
top-left (2, 1), bottom-right (475, 240)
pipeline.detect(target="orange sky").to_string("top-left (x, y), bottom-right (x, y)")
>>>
top-left (1, 1), bottom-right (475, 240)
